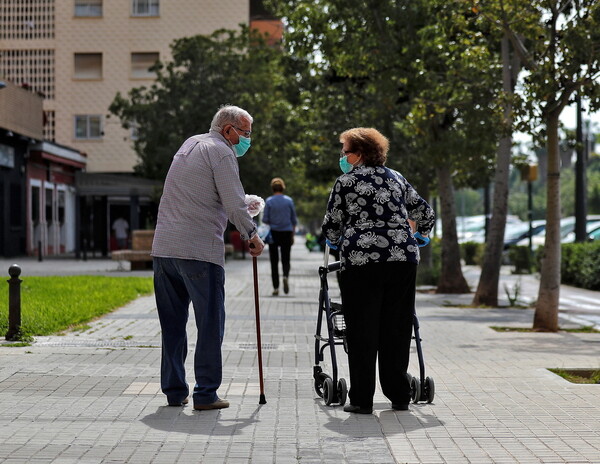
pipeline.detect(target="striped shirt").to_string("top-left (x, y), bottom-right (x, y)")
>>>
top-left (152, 130), bottom-right (257, 268)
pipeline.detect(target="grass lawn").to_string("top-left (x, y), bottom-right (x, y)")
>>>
top-left (0, 275), bottom-right (153, 338)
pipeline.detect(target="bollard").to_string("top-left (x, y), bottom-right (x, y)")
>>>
top-left (38, 240), bottom-right (43, 262)
top-left (6, 264), bottom-right (22, 341)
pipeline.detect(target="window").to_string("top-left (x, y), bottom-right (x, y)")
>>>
top-left (74, 115), bottom-right (102, 139)
top-left (130, 121), bottom-right (140, 140)
top-left (31, 185), bottom-right (41, 225)
top-left (74, 53), bottom-right (102, 79)
top-left (131, 52), bottom-right (159, 78)
top-left (75, 0), bottom-right (102, 17)
top-left (132, 0), bottom-right (159, 16)
top-left (0, 144), bottom-right (15, 168)
top-left (11, 184), bottom-right (23, 228)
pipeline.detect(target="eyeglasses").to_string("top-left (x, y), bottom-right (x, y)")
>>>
top-left (233, 126), bottom-right (252, 138)
top-left (340, 150), bottom-right (353, 158)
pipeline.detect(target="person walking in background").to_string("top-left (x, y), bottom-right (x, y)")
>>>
top-left (321, 127), bottom-right (435, 414)
top-left (112, 216), bottom-right (129, 249)
top-left (151, 105), bottom-right (264, 411)
top-left (263, 177), bottom-right (298, 296)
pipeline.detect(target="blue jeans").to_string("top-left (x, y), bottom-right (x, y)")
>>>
top-left (153, 257), bottom-right (225, 405)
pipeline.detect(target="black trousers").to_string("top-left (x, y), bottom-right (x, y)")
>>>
top-left (340, 261), bottom-right (417, 408)
top-left (268, 230), bottom-right (293, 289)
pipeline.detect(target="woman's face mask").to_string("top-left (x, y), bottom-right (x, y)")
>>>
top-left (339, 155), bottom-right (354, 174)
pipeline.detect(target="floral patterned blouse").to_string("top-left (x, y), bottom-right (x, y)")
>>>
top-left (322, 165), bottom-right (435, 270)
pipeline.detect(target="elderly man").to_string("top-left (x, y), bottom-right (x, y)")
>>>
top-left (152, 105), bottom-right (264, 410)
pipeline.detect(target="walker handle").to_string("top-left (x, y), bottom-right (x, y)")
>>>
top-left (323, 244), bottom-right (330, 267)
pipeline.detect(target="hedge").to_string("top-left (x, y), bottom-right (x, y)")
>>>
top-left (560, 241), bottom-right (600, 290)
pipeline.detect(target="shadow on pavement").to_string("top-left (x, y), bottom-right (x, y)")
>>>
top-left (318, 402), bottom-right (443, 436)
top-left (141, 405), bottom-right (261, 435)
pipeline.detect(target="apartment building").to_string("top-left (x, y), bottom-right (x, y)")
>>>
top-left (1, 0), bottom-right (281, 256)
top-left (0, 0), bottom-right (258, 173)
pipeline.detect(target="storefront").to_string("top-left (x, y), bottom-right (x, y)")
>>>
top-left (27, 142), bottom-right (86, 256)
top-left (0, 81), bottom-right (43, 258)
top-left (75, 172), bottom-right (162, 257)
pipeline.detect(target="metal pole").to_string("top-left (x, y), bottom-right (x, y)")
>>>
top-left (484, 184), bottom-right (490, 242)
top-left (528, 180), bottom-right (533, 255)
top-left (575, 95), bottom-right (587, 242)
top-left (6, 264), bottom-right (22, 341)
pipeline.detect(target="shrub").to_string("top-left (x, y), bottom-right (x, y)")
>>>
top-left (507, 246), bottom-right (534, 274)
top-left (560, 241), bottom-right (600, 290)
top-left (417, 238), bottom-right (441, 286)
top-left (460, 241), bottom-right (481, 265)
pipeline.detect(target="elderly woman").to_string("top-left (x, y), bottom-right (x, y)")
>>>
top-left (321, 127), bottom-right (435, 414)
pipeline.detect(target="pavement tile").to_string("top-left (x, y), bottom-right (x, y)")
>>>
top-left (1, 247), bottom-right (600, 463)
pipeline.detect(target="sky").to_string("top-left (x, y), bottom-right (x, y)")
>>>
top-left (515, 102), bottom-right (599, 157)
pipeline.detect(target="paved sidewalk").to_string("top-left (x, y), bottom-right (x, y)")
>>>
top-left (1, 245), bottom-right (599, 463)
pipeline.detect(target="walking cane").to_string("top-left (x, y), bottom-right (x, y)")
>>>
top-left (250, 245), bottom-right (267, 404)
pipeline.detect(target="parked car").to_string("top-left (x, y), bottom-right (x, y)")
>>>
top-left (504, 220), bottom-right (546, 249)
top-left (588, 225), bottom-right (600, 241)
top-left (517, 215), bottom-right (600, 249)
top-left (457, 215), bottom-right (524, 244)
top-left (562, 220), bottom-right (600, 244)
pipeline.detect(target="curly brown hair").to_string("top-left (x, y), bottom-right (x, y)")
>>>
top-left (340, 127), bottom-right (389, 166)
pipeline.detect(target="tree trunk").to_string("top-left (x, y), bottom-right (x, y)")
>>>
top-left (472, 136), bottom-right (511, 306)
top-left (472, 35), bottom-right (513, 307)
top-left (436, 164), bottom-right (470, 293)
top-left (534, 112), bottom-right (561, 331)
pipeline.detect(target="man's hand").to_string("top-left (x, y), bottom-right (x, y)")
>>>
top-left (248, 234), bottom-right (265, 257)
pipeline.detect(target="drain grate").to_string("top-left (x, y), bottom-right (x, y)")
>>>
top-left (33, 339), bottom-right (160, 348)
top-left (238, 343), bottom-right (278, 350)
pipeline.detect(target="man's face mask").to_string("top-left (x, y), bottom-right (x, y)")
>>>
top-left (232, 127), bottom-right (251, 157)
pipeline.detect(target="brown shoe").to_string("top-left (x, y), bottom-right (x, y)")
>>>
top-left (194, 398), bottom-right (229, 410)
top-left (168, 397), bottom-right (189, 406)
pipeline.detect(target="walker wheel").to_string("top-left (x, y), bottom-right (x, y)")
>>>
top-left (337, 378), bottom-right (348, 406)
top-left (424, 376), bottom-right (435, 403)
top-left (314, 373), bottom-right (331, 398)
top-left (323, 377), bottom-right (334, 405)
top-left (410, 376), bottom-right (421, 403)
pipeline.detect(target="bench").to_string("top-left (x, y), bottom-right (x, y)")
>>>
top-left (112, 230), bottom-right (239, 269)
top-left (112, 230), bottom-right (154, 270)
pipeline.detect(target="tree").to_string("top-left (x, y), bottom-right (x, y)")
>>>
top-left (269, 0), bottom-right (502, 292)
top-left (486, 0), bottom-right (600, 330)
top-left (473, 2), bottom-right (523, 306)
top-left (110, 27), bottom-right (294, 197)
top-left (394, 1), bottom-right (501, 293)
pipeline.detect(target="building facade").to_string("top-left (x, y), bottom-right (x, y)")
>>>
top-left (0, 0), bottom-right (252, 173)
top-left (0, 80), bottom-right (86, 258)
top-left (1, 0), bottom-right (281, 257)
